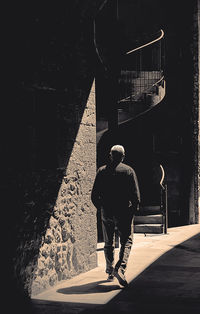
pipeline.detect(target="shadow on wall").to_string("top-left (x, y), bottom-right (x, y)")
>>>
top-left (4, 83), bottom-right (95, 309)
top-left (2, 1), bottom-right (104, 312)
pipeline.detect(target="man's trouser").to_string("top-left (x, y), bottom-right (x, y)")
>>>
top-left (101, 208), bottom-right (134, 274)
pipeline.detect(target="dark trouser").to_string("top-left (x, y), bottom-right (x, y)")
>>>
top-left (101, 208), bottom-right (134, 275)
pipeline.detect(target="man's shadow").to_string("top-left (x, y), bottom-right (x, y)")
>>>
top-left (57, 280), bottom-right (122, 294)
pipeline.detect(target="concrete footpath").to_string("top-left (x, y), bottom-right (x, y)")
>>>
top-left (32, 224), bottom-right (200, 314)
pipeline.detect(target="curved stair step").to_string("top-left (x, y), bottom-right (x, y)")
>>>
top-left (137, 205), bottom-right (161, 215)
top-left (134, 214), bottom-right (163, 224)
top-left (134, 224), bottom-right (163, 234)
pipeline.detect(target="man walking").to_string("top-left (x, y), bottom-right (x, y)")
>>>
top-left (91, 145), bottom-right (140, 287)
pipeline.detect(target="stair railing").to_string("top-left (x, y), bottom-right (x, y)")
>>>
top-left (163, 184), bottom-right (168, 234)
top-left (160, 184), bottom-right (168, 234)
top-left (94, 0), bottom-right (165, 121)
top-left (118, 29), bottom-right (165, 112)
top-left (160, 164), bottom-right (168, 234)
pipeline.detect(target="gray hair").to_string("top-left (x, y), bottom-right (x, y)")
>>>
top-left (110, 145), bottom-right (125, 157)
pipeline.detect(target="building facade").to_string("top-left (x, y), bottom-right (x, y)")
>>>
top-left (2, 1), bottom-right (199, 311)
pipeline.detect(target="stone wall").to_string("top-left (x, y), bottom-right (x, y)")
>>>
top-left (190, 0), bottom-right (200, 224)
top-left (3, 2), bottom-right (104, 310)
top-left (198, 0), bottom-right (200, 224)
top-left (31, 81), bottom-right (97, 296)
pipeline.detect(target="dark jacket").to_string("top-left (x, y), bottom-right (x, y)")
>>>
top-left (91, 162), bottom-right (140, 215)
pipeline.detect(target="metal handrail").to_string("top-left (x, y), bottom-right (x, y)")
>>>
top-left (160, 183), bottom-right (168, 234)
top-left (160, 164), bottom-right (165, 189)
top-left (118, 75), bottom-right (164, 104)
top-left (118, 29), bottom-right (165, 106)
top-left (164, 184), bottom-right (168, 234)
top-left (126, 29), bottom-right (164, 55)
top-left (94, 23), bottom-right (164, 72)
top-left (94, 3), bottom-right (165, 122)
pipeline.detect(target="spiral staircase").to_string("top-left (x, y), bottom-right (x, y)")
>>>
top-left (94, 3), bottom-right (168, 237)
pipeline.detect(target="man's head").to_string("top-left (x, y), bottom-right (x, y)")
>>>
top-left (110, 145), bottom-right (125, 163)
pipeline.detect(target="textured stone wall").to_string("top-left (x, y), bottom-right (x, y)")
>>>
top-left (31, 81), bottom-right (97, 295)
top-left (190, 0), bottom-right (200, 224)
top-left (198, 0), bottom-right (200, 224)
top-left (3, 3), bottom-right (104, 309)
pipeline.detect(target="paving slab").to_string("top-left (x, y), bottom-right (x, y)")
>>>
top-left (32, 224), bottom-right (200, 313)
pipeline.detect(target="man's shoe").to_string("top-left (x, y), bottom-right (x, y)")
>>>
top-left (107, 273), bottom-right (114, 282)
top-left (114, 269), bottom-right (128, 287)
